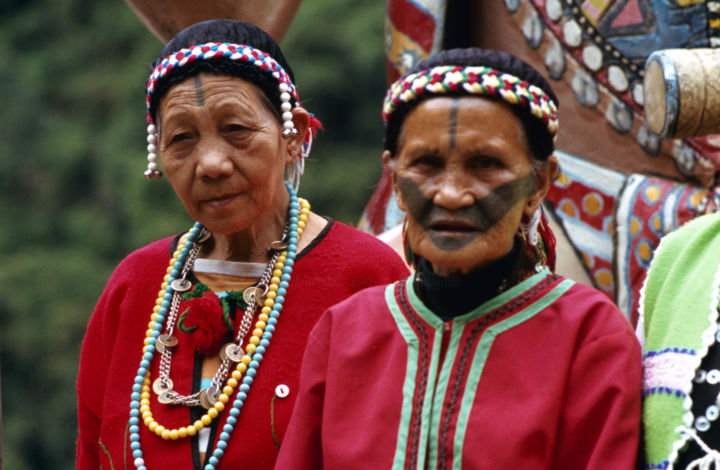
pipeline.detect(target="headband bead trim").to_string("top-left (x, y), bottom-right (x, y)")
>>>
top-left (143, 42), bottom-right (318, 183)
top-left (145, 42), bottom-right (299, 125)
top-left (383, 65), bottom-right (559, 142)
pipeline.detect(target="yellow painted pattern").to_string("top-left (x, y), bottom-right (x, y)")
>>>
top-left (385, 18), bottom-right (428, 76)
top-left (581, 0), bottom-right (615, 24)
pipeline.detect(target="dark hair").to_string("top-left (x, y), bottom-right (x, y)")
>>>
top-left (147, 20), bottom-right (296, 124)
top-left (383, 48), bottom-right (559, 161)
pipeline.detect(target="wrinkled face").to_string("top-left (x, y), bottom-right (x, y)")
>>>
top-left (158, 73), bottom-right (293, 235)
top-left (388, 96), bottom-right (548, 275)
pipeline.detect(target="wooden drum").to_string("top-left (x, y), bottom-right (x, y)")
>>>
top-left (643, 48), bottom-right (720, 139)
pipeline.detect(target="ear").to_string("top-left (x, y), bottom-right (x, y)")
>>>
top-left (284, 107), bottom-right (311, 164)
top-left (523, 154), bottom-right (558, 217)
top-left (383, 150), bottom-right (408, 213)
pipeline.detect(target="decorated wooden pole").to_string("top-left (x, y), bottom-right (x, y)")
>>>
top-left (123, 0), bottom-right (303, 42)
top-left (644, 48), bottom-right (720, 139)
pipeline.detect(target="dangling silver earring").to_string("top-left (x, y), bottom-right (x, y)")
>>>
top-left (144, 124), bottom-right (162, 180)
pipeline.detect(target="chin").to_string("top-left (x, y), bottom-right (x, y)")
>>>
top-left (417, 242), bottom-right (511, 275)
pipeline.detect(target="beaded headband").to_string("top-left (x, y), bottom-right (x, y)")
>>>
top-left (382, 65), bottom-right (559, 143)
top-left (144, 42), bottom-right (315, 182)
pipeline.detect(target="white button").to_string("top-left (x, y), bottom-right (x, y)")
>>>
top-left (275, 384), bottom-right (290, 398)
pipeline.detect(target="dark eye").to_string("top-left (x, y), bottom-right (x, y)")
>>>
top-left (168, 132), bottom-right (191, 145)
top-left (225, 124), bottom-right (248, 133)
top-left (412, 155), bottom-right (443, 169)
top-left (468, 156), bottom-right (503, 170)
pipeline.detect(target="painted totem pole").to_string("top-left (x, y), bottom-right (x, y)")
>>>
top-left (361, 0), bottom-right (720, 326)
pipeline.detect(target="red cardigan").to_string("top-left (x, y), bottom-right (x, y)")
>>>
top-left (76, 220), bottom-right (409, 470)
top-left (277, 272), bottom-right (642, 469)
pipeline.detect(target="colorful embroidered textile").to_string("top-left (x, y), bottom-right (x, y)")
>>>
top-left (277, 269), bottom-right (641, 469)
top-left (639, 212), bottom-right (720, 469)
top-left (76, 221), bottom-right (409, 470)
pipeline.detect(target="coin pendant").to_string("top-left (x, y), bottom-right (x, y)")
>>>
top-left (158, 334), bottom-right (179, 347)
top-left (221, 343), bottom-right (244, 363)
top-left (243, 286), bottom-right (264, 305)
top-left (153, 378), bottom-right (173, 395)
top-left (199, 388), bottom-right (218, 410)
top-left (158, 391), bottom-right (175, 404)
top-left (171, 278), bottom-right (192, 292)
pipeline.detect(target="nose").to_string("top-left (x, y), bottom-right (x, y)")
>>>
top-left (432, 170), bottom-right (475, 211)
top-left (195, 140), bottom-right (233, 180)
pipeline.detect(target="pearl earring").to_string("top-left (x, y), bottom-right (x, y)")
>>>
top-left (144, 124), bottom-right (162, 180)
top-left (279, 83), bottom-right (298, 138)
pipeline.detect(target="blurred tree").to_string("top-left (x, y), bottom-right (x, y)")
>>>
top-left (0, 0), bottom-right (387, 468)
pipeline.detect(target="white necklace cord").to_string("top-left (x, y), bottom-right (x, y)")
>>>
top-left (678, 425), bottom-right (720, 470)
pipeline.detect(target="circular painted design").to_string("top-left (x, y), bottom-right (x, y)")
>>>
top-left (636, 124), bottom-right (661, 157)
top-left (581, 251), bottom-right (593, 268)
top-left (545, 0), bottom-right (563, 22)
top-left (689, 189), bottom-right (706, 209)
top-left (604, 217), bottom-right (614, 236)
top-left (607, 65), bottom-right (629, 92)
top-left (523, 14), bottom-right (544, 49)
top-left (544, 43), bottom-right (566, 80)
top-left (581, 44), bottom-right (603, 72)
top-left (562, 18), bottom-right (583, 48)
top-left (642, 184), bottom-right (661, 204)
top-left (554, 172), bottom-right (571, 187)
top-left (582, 192), bottom-right (604, 215)
top-left (672, 143), bottom-right (697, 178)
top-left (594, 268), bottom-right (613, 290)
top-left (651, 214), bottom-right (662, 233)
top-left (559, 199), bottom-right (578, 218)
top-left (605, 98), bottom-right (633, 134)
top-left (504, 0), bottom-right (521, 13)
top-left (571, 71), bottom-right (599, 108)
top-left (630, 216), bottom-right (642, 236)
top-left (632, 81), bottom-right (644, 106)
top-left (635, 238), bottom-right (655, 267)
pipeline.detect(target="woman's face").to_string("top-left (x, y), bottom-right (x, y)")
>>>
top-left (386, 96), bottom-right (553, 275)
top-left (158, 73), bottom-right (299, 235)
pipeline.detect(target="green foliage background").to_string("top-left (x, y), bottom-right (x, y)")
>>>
top-left (0, 1), bottom-right (388, 468)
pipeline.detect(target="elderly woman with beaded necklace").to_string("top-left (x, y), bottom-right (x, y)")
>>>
top-left (276, 48), bottom-right (642, 469)
top-left (75, 20), bottom-right (409, 470)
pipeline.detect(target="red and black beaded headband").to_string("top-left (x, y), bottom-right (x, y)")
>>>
top-left (383, 65), bottom-right (559, 142)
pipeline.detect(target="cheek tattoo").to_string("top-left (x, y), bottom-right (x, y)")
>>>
top-left (397, 173), bottom-right (536, 250)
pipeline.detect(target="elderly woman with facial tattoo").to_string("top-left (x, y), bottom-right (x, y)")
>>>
top-left (276, 48), bottom-right (641, 470)
top-left (75, 20), bottom-right (409, 470)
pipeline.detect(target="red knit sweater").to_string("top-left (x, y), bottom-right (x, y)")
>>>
top-left (76, 220), bottom-right (409, 470)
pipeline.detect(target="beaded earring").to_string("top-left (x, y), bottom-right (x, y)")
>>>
top-left (144, 124), bottom-right (162, 180)
top-left (142, 42), bottom-right (313, 180)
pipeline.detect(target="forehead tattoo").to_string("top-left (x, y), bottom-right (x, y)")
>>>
top-left (193, 75), bottom-right (206, 107)
top-left (448, 98), bottom-right (460, 151)
top-left (397, 173), bottom-right (536, 251)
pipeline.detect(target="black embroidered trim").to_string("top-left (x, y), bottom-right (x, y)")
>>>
top-left (397, 281), bottom-right (432, 470)
top-left (436, 274), bottom-right (559, 469)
